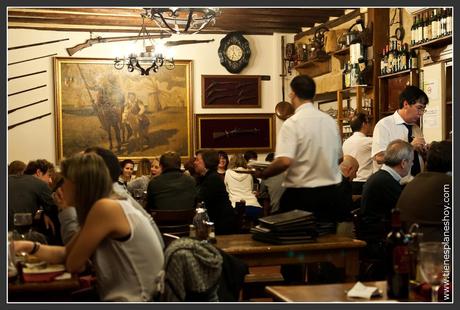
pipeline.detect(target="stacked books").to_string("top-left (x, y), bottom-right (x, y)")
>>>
top-left (251, 209), bottom-right (318, 244)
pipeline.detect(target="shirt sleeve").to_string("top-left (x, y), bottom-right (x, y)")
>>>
top-left (371, 121), bottom-right (391, 158)
top-left (275, 121), bottom-right (297, 159)
top-left (58, 207), bottom-right (80, 244)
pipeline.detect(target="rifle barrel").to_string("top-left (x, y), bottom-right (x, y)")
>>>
top-left (8, 38), bottom-right (69, 51)
top-left (8, 53), bottom-right (57, 66)
top-left (8, 70), bottom-right (47, 81)
top-left (8, 99), bottom-right (48, 114)
top-left (8, 112), bottom-right (52, 130)
top-left (8, 84), bottom-right (46, 97)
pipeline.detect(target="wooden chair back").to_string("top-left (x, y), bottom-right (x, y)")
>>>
top-left (150, 209), bottom-right (195, 238)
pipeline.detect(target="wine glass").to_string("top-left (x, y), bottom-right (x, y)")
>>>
top-left (13, 213), bottom-right (33, 260)
top-left (418, 242), bottom-right (444, 302)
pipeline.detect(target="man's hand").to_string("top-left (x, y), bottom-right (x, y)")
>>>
top-left (52, 187), bottom-right (70, 211)
top-left (43, 214), bottom-right (56, 236)
top-left (411, 137), bottom-right (427, 154)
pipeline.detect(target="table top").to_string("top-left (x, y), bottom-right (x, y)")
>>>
top-left (9, 273), bottom-right (81, 293)
top-left (266, 281), bottom-right (392, 302)
top-left (215, 234), bottom-right (366, 255)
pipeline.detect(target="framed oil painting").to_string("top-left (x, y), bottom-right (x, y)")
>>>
top-left (53, 57), bottom-right (193, 161)
top-left (195, 114), bottom-right (275, 152)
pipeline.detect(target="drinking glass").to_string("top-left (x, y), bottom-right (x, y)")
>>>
top-left (13, 213), bottom-right (33, 259)
top-left (8, 231), bottom-right (18, 281)
top-left (418, 242), bottom-right (444, 302)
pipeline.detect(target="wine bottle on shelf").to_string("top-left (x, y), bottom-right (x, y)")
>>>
top-left (380, 48), bottom-right (386, 75)
top-left (446, 8), bottom-right (452, 35)
top-left (426, 10), bottom-right (433, 42)
top-left (411, 16), bottom-right (417, 45)
top-left (386, 208), bottom-right (410, 300)
top-left (409, 48), bottom-right (418, 69)
top-left (400, 43), bottom-right (407, 71)
top-left (431, 9), bottom-right (438, 39)
top-left (387, 42), bottom-right (394, 74)
top-left (344, 61), bottom-right (351, 88)
top-left (440, 8), bottom-right (447, 37)
top-left (419, 13), bottom-right (425, 43)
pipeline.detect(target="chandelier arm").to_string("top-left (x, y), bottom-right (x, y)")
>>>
top-left (156, 12), bottom-right (178, 34)
top-left (184, 9), bottom-right (193, 33)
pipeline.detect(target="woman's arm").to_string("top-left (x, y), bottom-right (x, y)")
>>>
top-left (14, 241), bottom-right (66, 264)
top-left (65, 198), bottom-right (130, 273)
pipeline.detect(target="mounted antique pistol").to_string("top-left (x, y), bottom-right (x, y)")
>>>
top-left (212, 128), bottom-right (260, 139)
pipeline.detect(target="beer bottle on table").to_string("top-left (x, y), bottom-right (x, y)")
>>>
top-left (386, 208), bottom-right (410, 299)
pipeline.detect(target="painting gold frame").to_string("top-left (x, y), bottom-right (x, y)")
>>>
top-left (53, 57), bottom-right (193, 162)
top-left (195, 114), bottom-right (275, 153)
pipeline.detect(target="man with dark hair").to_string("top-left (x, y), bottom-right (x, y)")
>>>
top-left (8, 159), bottom-right (60, 244)
top-left (255, 74), bottom-right (342, 223)
top-left (254, 75), bottom-right (342, 283)
top-left (343, 112), bottom-right (373, 194)
top-left (8, 160), bottom-right (26, 176)
top-left (372, 85), bottom-right (429, 181)
top-left (147, 152), bottom-right (197, 211)
top-left (194, 149), bottom-right (237, 234)
top-left (397, 140), bottom-right (452, 242)
top-left (243, 150), bottom-right (258, 163)
top-left (359, 139), bottom-right (413, 276)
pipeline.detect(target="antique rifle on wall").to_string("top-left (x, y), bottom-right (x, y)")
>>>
top-left (8, 70), bottom-right (47, 81)
top-left (8, 38), bottom-right (69, 51)
top-left (8, 112), bottom-right (51, 130)
top-left (8, 53), bottom-right (57, 66)
top-left (66, 34), bottom-right (172, 56)
top-left (8, 84), bottom-right (46, 97)
top-left (212, 128), bottom-right (261, 139)
top-left (67, 34), bottom-right (214, 56)
top-left (8, 99), bottom-right (48, 114)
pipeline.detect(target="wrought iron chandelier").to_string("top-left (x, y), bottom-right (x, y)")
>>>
top-left (143, 7), bottom-right (220, 34)
top-left (114, 16), bottom-right (174, 76)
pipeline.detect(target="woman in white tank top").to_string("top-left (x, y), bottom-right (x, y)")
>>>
top-left (13, 152), bottom-right (164, 301)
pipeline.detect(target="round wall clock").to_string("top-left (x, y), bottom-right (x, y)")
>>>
top-left (218, 32), bottom-right (251, 73)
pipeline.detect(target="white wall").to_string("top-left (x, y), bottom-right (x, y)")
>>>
top-left (7, 28), bottom-right (295, 164)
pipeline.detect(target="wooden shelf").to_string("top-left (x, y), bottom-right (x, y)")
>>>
top-left (410, 35), bottom-right (452, 50)
top-left (330, 47), bottom-right (350, 56)
top-left (339, 85), bottom-right (370, 92)
top-left (294, 55), bottom-right (331, 68)
top-left (378, 69), bottom-right (417, 79)
top-left (294, 55), bottom-right (331, 77)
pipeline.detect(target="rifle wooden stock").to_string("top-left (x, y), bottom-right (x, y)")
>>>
top-left (8, 112), bottom-right (52, 130)
top-left (66, 34), bottom-right (172, 56)
top-left (8, 99), bottom-right (48, 114)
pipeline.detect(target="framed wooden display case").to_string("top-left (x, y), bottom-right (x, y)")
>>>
top-left (195, 114), bottom-right (275, 152)
top-left (201, 75), bottom-right (261, 108)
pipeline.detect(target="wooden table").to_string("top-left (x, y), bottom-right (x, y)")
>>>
top-left (215, 234), bottom-right (366, 282)
top-left (8, 273), bottom-right (81, 302)
top-left (266, 281), bottom-right (391, 302)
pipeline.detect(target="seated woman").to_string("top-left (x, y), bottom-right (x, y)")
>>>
top-left (14, 153), bottom-right (164, 302)
top-left (224, 154), bottom-right (263, 221)
top-left (217, 151), bottom-right (229, 181)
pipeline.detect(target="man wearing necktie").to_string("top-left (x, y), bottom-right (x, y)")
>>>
top-left (371, 86), bottom-right (429, 182)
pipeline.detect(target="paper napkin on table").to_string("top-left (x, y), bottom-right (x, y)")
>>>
top-left (346, 281), bottom-right (380, 299)
top-left (54, 272), bottom-right (72, 280)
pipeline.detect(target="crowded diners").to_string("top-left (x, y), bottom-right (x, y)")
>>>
top-left (7, 6), bottom-right (452, 304)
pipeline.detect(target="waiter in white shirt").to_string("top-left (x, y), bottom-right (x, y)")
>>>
top-left (372, 86), bottom-right (428, 183)
top-left (342, 112), bottom-right (373, 194)
top-left (255, 75), bottom-right (342, 224)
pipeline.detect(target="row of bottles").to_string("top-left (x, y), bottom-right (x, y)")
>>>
top-left (380, 41), bottom-right (418, 76)
top-left (411, 8), bottom-right (452, 46)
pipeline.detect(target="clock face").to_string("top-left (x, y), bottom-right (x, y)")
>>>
top-left (226, 44), bottom-right (243, 61)
top-left (218, 32), bottom-right (251, 73)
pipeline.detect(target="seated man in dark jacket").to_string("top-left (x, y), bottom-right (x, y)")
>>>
top-left (147, 152), bottom-right (197, 211)
top-left (359, 139), bottom-right (413, 276)
top-left (194, 149), bottom-right (237, 235)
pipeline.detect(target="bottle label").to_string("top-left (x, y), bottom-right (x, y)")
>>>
top-left (393, 245), bottom-right (410, 274)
